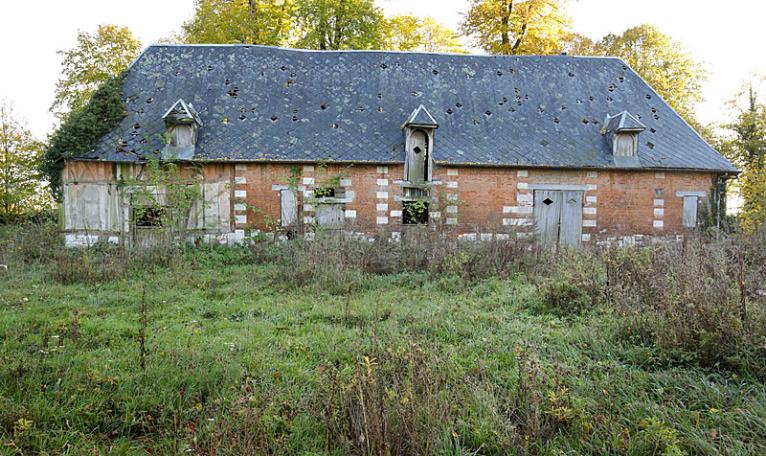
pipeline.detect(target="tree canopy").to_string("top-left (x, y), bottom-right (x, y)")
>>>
top-left (51, 24), bottom-right (141, 118)
top-left (385, 15), bottom-right (465, 53)
top-left (294, 0), bottom-right (384, 50)
top-left (0, 102), bottom-right (49, 220)
top-left (719, 86), bottom-right (766, 232)
top-left (460, 0), bottom-right (572, 55)
top-left (183, 0), bottom-right (294, 45)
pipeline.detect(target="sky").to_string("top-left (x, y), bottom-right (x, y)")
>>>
top-left (1, 0), bottom-right (764, 138)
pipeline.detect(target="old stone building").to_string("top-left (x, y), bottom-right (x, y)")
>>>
top-left (62, 45), bottom-right (737, 247)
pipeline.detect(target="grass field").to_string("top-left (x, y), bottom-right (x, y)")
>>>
top-left (1, 224), bottom-right (766, 455)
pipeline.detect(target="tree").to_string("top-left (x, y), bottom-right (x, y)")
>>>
top-left (183, 0), bottom-right (294, 45)
top-left (51, 25), bottom-right (141, 118)
top-left (720, 85), bottom-right (766, 232)
top-left (385, 15), bottom-right (465, 53)
top-left (0, 102), bottom-right (49, 221)
top-left (295, 0), bottom-right (385, 50)
top-left (460, 0), bottom-right (572, 55)
top-left (575, 25), bottom-right (705, 128)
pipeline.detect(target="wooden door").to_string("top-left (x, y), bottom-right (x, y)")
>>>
top-left (406, 130), bottom-right (428, 183)
top-left (559, 190), bottom-right (583, 246)
top-left (533, 190), bottom-right (562, 246)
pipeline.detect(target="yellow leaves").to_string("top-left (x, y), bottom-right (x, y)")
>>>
top-left (14, 418), bottom-right (33, 436)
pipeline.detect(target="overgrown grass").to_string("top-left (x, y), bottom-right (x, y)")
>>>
top-left (1, 223), bottom-right (766, 454)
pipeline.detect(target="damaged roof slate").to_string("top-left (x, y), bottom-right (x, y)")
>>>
top-left (83, 44), bottom-right (736, 172)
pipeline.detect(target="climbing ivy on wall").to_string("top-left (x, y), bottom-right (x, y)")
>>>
top-left (41, 74), bottom-right (127, 201)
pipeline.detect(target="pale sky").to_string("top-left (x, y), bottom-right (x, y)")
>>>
top-left (1, 0), bottom-right (764, 139)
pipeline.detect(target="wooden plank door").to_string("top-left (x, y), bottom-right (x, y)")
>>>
top-left (533, 190), bottom-right (562, 246)
top-left (559, 190), bottom-right (583, 246)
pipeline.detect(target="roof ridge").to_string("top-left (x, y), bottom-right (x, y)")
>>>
top-left (143, 43), bottom-right (627, 61)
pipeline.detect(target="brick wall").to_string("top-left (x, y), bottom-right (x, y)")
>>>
top-left (232, 162), bottom-right (718, 240)
top-left (62, 160), bottom-right (719, 244)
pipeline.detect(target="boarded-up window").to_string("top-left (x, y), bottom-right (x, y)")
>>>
top-left (682, 196), bottom-right (698, 228)
top-left (280, 189), bottom-right (298, 227)
top-left (316, 204), bottom-right (343, 228)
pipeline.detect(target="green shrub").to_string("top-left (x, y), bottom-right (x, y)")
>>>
top-left (536, 249), bottom-right (605, 316)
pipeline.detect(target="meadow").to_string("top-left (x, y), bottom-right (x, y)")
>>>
top-left (1, 223), bottom-right (765, 455)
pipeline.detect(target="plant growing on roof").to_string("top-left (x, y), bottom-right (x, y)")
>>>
top-left (41, 75), bottom-right (127, 201)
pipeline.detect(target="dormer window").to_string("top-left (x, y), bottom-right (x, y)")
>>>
top-left (402, 105), bottom-right (438, 183)
top-left (602, 111), bottom-right (645, 167)
top-left (162, 99), bottom-right (203, 160)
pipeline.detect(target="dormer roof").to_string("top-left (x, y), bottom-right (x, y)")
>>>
top-left (402, 105), bottom-right (439, 130)
top-left (603, 111), bottom-right (646, 135)
top-left (162, 99), bottom-right (203, 127)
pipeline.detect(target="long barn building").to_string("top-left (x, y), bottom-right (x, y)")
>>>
top-left (62, 45), bottom-right (737, 247)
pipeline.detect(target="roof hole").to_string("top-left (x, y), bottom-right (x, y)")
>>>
top-left (270, 115), bottom-right (279, 122)
top-left (538, 106), bottom-right (545, 113)
top-left (146, 97), bottom-right (154, 104)
top-left (207, 65), bottom-right (213, 71)
top-left (647, 141), bottom-right (655, 149)
top-left (553, 117), bottom-right (560, 124)
top-left (582, 118), bottom-right (590, 125)
top-left (497, 70), bottom-right (503, 76)
top-left (446, 108), bottom-right (453, 115)
top-left (646, 94), bottom-right (652, 100)
top-left (292, 116), bottom-right (299, 122)
top-left (539, 139), bottom-right (549, 147)
top-left (377, 106), bottom-right (384, 113)
top-left (227, 87), bottom-right (239, 98)
top-left (456, 102), bottom-right (463, 108)
top-left (589, 96), bottom-right (595, 102)
top-left (561, 105), bottom-right (567, 110)
top-left (568, 72), bottom-right (575, 77)
top-left (485, 110), bottom-right (492, 117)
top-left (433, 69), bottom-right (439, 75)
top-left (358, 106), bottom-right (365, 112)
top-left (377, 93), bottom-right (383, 99)
top-left (380, 63), bottom-right (388, 69)
top-left (606, 96), bottom-right (613, 102)
top-left (286, 79), bottom-right (294, 88)
top-left (653, 114), bottom-right (659, 120)
top-left (280, 65), bottom-right (287, 71)
top-left (410, 91), bottom-right (421, 97)
top-left (608, 85), bottom-right (616, 92)
top-left (239, 114), bottom-right (247, 121)
top-left (651, 107), bottom-right (657, 113)
top-left (332, 123), bottom-right (339, 129)
top-left (650, 127), bottom-right (657, 133)
top-left (320, 104), bottom-right (327, 110)
top-left (618, 76), bottom-right (625, 83)
top-left (224, 79), bottom-right (231, 85)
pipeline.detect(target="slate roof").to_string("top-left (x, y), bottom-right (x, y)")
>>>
top-left (82, 44), bottom-right (736, 172)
